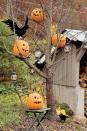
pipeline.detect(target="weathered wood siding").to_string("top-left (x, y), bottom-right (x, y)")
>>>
top-left (53, 44), bottom-right (87, 115)
top-left (53, 44), bottom-right (76, 87)
top-left (53, 44), bottom-right (77, 110)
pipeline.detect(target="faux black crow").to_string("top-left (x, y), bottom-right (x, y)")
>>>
top-left (56, 107), bottom-right (69, 122)
top-left (2, 17), bottom-right (29, 37)
top-left (59, 114), bottom-right (68, 121)
top-left (34, 47), bottom-right (56, 70)
top-left (35, 55), bottom-right (46, 70)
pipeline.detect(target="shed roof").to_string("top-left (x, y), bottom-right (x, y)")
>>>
top-left (63, 29), bottom-right (87, 43)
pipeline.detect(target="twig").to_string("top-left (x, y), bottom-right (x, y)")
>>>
top-left (17, 57), bottom-right (47, 79)
top-left (45, 0), bottom-right (53, 66)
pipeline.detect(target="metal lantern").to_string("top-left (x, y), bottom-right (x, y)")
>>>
top-left (64, 44), bottom-right (71, 53)
top-left (35, 49), bottom-right (42, 59)
top-left (11, 72), bottom-right (17, 81)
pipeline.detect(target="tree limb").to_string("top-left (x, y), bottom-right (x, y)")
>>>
top-left (1, 36), bottom-right (47, 79)
top-left (45, 0), bottom-right (53, 67)
top-left (17, 57), bottom-right (47, 79)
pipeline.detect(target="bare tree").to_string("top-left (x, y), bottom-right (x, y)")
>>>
top-left (1, 0), bottom-right (85, 120)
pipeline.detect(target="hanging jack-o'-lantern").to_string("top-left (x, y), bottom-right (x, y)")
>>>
top-left (31, 8), bottom-right (45, 22)
top-left (27, 92), bottom-right (43, 110)
top-left (52, 34), bottom-right (66, 48)
top-left (13, 40), bottom-right (29, 58)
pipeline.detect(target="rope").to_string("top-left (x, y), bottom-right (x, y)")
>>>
top-left (6, 0), bottom-right (10, 18)
top-left (6, 0), bottom-right (16, 35)
top-left (10, 0), bottom-right (16, 35)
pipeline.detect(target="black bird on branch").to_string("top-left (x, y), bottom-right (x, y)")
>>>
top-left (2, 17), bottom-right (29, 37)
top-left (35, 54), bottom-right (46, 70)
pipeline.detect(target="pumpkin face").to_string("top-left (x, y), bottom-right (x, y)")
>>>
top-left (27, 92), bottom-right (43, 110)
top-left (52, 34), bottom-right (66, 48)
top-left (13, 40), bottom-right (29, 57)
top-left (31, 8), bottom-right (45, 22)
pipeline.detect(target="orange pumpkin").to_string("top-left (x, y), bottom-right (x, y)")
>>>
top-left (31, 8), bottom-right (45, 22)
top-left (27, 92), bottom-right (43, 110)
top-left (52, 34), bottom-right (66, 48)
top-left (13, 40), bottom-right (29, 58)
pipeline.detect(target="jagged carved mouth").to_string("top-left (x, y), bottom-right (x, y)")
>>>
top-left (33, 12), bottom-right (40, 16)
top-left (34, 101), bottom-right (41, 104)
top-left (22, 48), bottom-right (28, 52)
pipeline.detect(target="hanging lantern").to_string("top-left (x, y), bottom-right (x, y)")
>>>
top-left (52, 34), bottom-right (66, 48)
top-left (35, 49), bottom-right (42, 59)
top-left (11, 72), bottom-right (17, 82)
top-left (31, 8), bottom-right (45, 22)
top-left (13, 40), bottom-right (29, 58)
top-left (27, 92), bottom-right (43, 110)
top-left (64, 44), bottom-right (71, 53)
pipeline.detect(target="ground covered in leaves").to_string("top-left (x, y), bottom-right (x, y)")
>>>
top-left (2, 112), bottom-right (87, 131)
top-left (0, 93), bottom-right (87, 131)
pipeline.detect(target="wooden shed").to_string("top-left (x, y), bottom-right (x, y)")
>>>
top-left (53, 29), bottom-right (87, 118)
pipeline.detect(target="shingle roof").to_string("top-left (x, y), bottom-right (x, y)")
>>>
top-left (63, 29), bottom-right (87, 43)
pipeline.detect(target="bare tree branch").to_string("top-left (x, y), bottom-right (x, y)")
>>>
top-left (45, 0), bottom-right (53, 67)
top-left (17, 57), bottom-right (47, 79)
top-left (1, 38), bottom-right (47, 79)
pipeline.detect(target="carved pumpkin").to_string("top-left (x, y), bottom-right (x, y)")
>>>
top-left (13, 40), bottom-right (29, 58)
top-left (52, 34), bottom-right (66, 48)
top-left (27, 92), bottom-right (43, 110)
top-left (31, 8), bottom-right (45, 22)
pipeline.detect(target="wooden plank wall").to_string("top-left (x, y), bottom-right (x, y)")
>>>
top-left (53, 44), bottom-right (77, 87)
top-left (53, 44), bottom-right (77, 110)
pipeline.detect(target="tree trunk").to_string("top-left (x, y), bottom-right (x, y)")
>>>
top-left (46, 69), bottom-right (56, 120)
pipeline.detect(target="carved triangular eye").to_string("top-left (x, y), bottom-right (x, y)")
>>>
top-left (34, 96), bottom-right (36, 99)
top-left (39, 11), bottom-right (41, 13)
top-left (22, 49), bottom-right (25, 51)
top-left (23, 43), bottom-right (25, 46)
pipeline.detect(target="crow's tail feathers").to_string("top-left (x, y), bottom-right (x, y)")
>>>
top-left (2, 19), bottom-right (13, 24)
top-left (25, 16), bottom-right (29, 25)
top-left (2, 19), bottom-right (18, 30)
